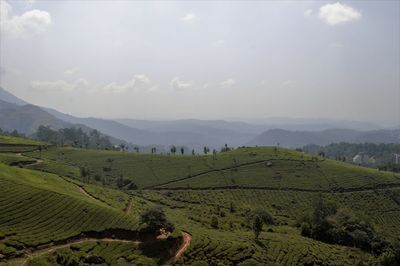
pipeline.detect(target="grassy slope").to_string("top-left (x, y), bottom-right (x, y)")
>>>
top-left (0, 163), bottom-right (137, 257)
top-left (26, 241), bottom-right (159, 266)
top-left (159, 158), bottom-right (400, 190)
top-left (0, 135), bottom-right (45, 153)
top-left (0, 135), bottom-right (45, 146)
top-left (25, 146), bottom-right (400, 191)
top-left (3, 144), bottom-right (400, 265)
top-left (141, 188), bottom-right (400, 242)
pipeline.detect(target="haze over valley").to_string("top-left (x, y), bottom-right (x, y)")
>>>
top-left (0, 1), bottom-right (399, 265)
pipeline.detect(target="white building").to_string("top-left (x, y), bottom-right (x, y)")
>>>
top-left (394, 154), bottom-right (400, 165)
top-left (352, 152), bottom-right (375, 165)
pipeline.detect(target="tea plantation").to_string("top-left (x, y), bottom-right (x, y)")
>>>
top-left (1, 136), bottom-right (400, 265)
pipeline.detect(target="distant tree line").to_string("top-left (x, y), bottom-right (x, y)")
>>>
top-left (0, 128), bottom-right (26, 138)
top-left (35, 125), bottom-right (112, 150)
top-left (303, 142), bottom-right (400, 171)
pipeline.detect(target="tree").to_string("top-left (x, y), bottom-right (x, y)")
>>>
top-left (116, 175), bottom-right (131, 188)
top-left (221, 144), bottom-right (231, 152)
top-left (211, 216), bottom-right (219, 229)
top-left (139, 207), bottom-right (174, 234)
top-left (127, 181), bottom-right (138, 190)
top-left (38, 145), bottom-right (42, 159)
top-left (10, 130), bottom-right (20, 137)
top-left (309, 195), bottom-right (336, 242)
top-left (80, 166), bottom-right (89, 183)
top-left (229, 202), bottom-right (236, 213)
top-left (180, 147), bottom-right (185, 155)
top-left (253, 215), bottom-right (263, 240)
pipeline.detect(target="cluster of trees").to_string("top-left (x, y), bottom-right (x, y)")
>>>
top-left (303, 142), bottom-right (400, 168)
top-left (208, 205), bottom-right (274, 241)
top-left (0, 128), bottom-right (25, 138)
top-left (299, 195), bottom-right (387, 254)
top-left (35, 126), bottom-right (112, 150)
top-left (169, 145), bottom-right (191, 155)
top-left (81, 158), bottom-right (137, 189)
top-left (245, 209), bottom-right (275, 240)
top-left (220, 144), bottom-right (232, 152)
top-left (379, 240), bottom-right (400, 266)
top-left (139, 206), bottom-right (175, 234)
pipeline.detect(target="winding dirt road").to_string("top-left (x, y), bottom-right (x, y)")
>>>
top-left (19, 238), bottom-right (140, 266)
top-left (163, 231), bottom-right (192, 266)
top-left (6, 231), bottom-right (191, 266)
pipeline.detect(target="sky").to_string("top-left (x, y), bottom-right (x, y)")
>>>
top-left (0, 0), bottom-right (399, 125)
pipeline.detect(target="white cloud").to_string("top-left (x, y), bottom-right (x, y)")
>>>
top-left (63, 67), bottom-right (79, 76)
top-left (304, 9), bottom-right (313, 17)
top-left (0, 0), bottom-right (52, 38)
top-left (182, 13), bottom-right (197, 23)
top-left (32, 74), bottom-right (156, 94)
top-left (134, 74), bottom-right (151, 84)
top-left (319, 2), bottom-right (361, 26)
top-left (220, 79), bottom-right (236, 88)
top-left (103, 74), bottom-right (155, 93)
top-left (30, 78), bottom-right (89, 92)
top-left (170, 77), bottom-right (192, 90)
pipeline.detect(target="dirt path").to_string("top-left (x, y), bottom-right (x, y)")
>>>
top-left (146, 158), bottom-right (308, 189)
top-left (54, 175), bottom-right (112, 207)
top-left (125, 197), bottom-right (133, 214)
top-left (24, 159), bottom-right (43, 167)
top-left (6, 231), bottom-right (191, 266)
top-left (14, 153), bottom-right (43, 167)
top-left (18, 238), bottom-right (141, 266)
top-left (163, 231), bottom-right (192, 266)
top-left (78, 186), bottom-right (99, 202)
top-left (149, 182), bottom-right (400, 193)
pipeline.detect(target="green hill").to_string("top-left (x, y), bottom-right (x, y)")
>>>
top-left (1, 140), bottom-right (400, 265)
top-left (25, 146), bottom-right (400, 191)
top-left (0, 164), bottom-right (137, 251)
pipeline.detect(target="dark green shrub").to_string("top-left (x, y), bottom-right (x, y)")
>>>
top-left (139, 206), bottom-right (174, 234)
top-left (211, 216), bottom-right (219, 229)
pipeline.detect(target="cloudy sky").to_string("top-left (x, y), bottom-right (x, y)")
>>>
top-left (0, 0), bottom-right (399, 125)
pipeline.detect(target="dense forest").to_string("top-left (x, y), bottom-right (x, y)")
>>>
top-left (35, 125), bottom-right (113, 150)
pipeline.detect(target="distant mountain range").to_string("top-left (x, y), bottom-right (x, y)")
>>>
top-left (0, 87), bottom-right (399, 150)
top-left (0, 98), bottom-right (70, 134)
top-left (247, 128), bottom-right (400, 148)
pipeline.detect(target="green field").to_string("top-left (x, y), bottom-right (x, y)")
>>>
top-left (25, 146), bottom-right (400, 191)
top-left (1, 136), bottom-right (400, 265)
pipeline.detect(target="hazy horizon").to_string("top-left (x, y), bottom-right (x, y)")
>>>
top-left (1, 0), bottom-right (399, 125)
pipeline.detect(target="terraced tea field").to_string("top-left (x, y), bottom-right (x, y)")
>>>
top-left (0, 165), bottom-right (137, 250)
top-left (1, 136), bottom-right (400, 265)
top-left (25, 146), bottom-right (400, 191)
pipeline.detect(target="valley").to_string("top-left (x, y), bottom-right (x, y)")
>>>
top-left (0, 135), bottom-right (399, 265)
